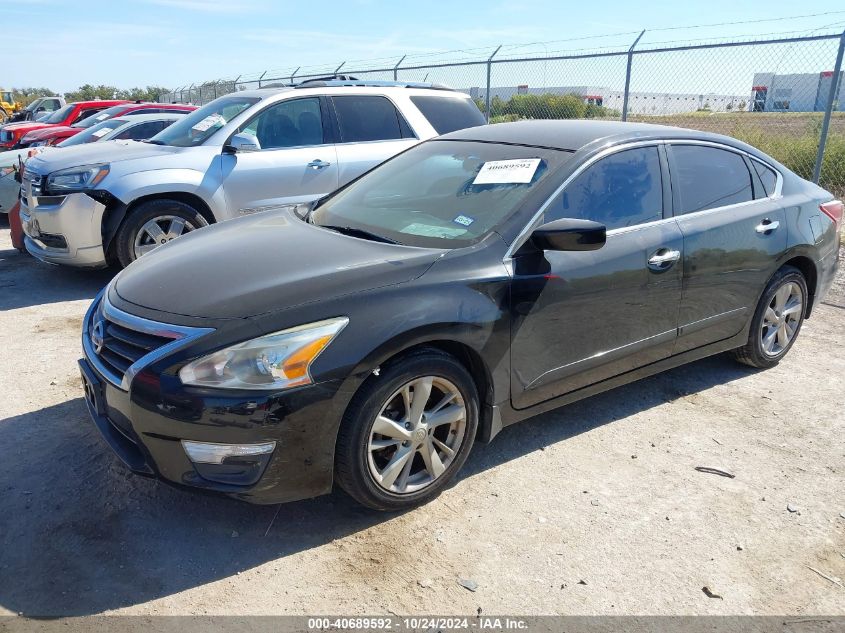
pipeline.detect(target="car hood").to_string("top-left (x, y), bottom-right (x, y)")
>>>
top-left (3, 122), bottom-right (53, 135)
top-left (23, 140), bottom-right (179, 174)
top-left (113, 210), bottom-right (443, 320)
top-left (23, 126), bottom-right (75, 141)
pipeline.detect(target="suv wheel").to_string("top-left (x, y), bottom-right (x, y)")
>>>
top-left (733, 265), bottom-right (808, 369)
top-left (335, 349), bottom-right (479, 511)
top-left (114, 199), bottom-right (208, 267)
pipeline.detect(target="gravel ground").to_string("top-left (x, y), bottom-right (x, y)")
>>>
top-left (0, 217), bottom-right (843, 617)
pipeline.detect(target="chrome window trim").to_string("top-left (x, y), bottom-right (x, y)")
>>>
top-left (664, 139), bottom-right (784, 202)
top-left (82, 287), bottom-right (214, 391)
top-left (504, 140), bottom-right (664, 261)
top-left (505, 137), bottom-right (785, 262)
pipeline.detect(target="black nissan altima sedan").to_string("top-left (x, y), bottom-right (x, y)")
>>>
top-left (79, 120), bottom-right (841, 510)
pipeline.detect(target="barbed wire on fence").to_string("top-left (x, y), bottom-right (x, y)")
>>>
top-left (161, 29), bottom-right (845, 198)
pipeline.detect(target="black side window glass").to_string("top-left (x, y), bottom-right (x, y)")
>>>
top-left (332, 96), bottom-right (404, 142)
top-left (672, 145), bottom-right (753, 213)
top-left (552, 146), bottom-right (663, 230)
top-left (240, 97), bottom-right (324, 149)
top-left (752, 160), bottom-right (777, 198)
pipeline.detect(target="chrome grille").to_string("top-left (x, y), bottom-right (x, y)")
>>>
top-left (83, 292), bottom-right (214, 390)
top-left (21, 167), bottom-right (42, 203)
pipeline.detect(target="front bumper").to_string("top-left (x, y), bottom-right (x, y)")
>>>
top-left (20, 191), bottom-right (108, 267)
top-left (79, 296), bottom-right (349, 504)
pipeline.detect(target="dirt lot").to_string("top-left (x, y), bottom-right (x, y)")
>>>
top-left (0, 217), bottom-right (843, 617)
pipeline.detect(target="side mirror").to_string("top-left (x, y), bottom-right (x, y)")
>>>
top-left (530, 218), bottom-right (606, 252)
top-left (226, 132), bottom-right (260, 153)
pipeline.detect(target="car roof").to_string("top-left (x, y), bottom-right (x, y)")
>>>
top-left (68, 99), bottom-right (130, 107)
top-left (229, 85), bottom-right (471, 100)
top-left (109, 112), bottom-right (186, 125)
top-left (439, 119), bottom-right (735, 152)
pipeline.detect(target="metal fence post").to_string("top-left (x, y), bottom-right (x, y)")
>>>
top-left (485, 45), bottom-right (502, 123)
top-left (258, 71), bottom-right (267, 88)
top-left (393, 55), bottom-right (406, 81)
top-left (335, 61), bottom-right (346, 75)
top-left (290, 67), bottom-right (300, 85)
top-left (622, 30), bottom-right (645, 121)
top-left (812, 29), bottom-right (845, 184)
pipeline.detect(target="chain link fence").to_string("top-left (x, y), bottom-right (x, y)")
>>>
top-left (161, 30), bottom-right (845, 198)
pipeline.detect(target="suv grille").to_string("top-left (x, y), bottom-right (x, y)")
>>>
top-left (21, 167), bottom-right (43, 203)
top-left (84, 293), bottom-right (213, 389)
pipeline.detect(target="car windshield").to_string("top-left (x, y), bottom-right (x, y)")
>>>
top-left (311, 140), bottom-right (568, 248)
top-left (57, 118), bottom-right (127, 147)
top-left (71, 105), bottom-right (124, 129)
top-left (149, 96), bottom-right (259, 147)
top-left (45, 104), bottom-right (74, 124)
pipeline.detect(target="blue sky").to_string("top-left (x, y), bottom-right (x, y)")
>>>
top-left (1, 0), bottom-right (844, 93)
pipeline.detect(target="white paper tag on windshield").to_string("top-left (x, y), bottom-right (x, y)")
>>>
top-left (473, 158), bottom-right (541, 185)
top-left (94, 113), bottom-right (110, 121)
top-left (91, 128), bottom-right (110, 138)
top-left (191, 114), bottom-right (225, 132)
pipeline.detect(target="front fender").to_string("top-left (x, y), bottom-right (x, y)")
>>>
top-left (107, 168), bottom-right (221, 211)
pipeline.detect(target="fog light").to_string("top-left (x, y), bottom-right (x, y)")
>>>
top-left (182, 440), bottom-right (276, 464)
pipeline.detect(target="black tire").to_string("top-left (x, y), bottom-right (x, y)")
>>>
top-left (732, 265), bottom-right (808, 369)
top-left (335, 349), bottom-right (479, 511)
top-left (114, 198), bottom-right (208, 268)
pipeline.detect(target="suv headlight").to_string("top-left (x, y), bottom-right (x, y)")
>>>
top-left (45, 164), bottom-right (110, 194)
top-left (178, 317), bottom-right (348, 390)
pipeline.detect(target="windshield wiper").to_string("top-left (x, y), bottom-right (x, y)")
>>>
top-left (319, 224), bottom-right (400, 244)
top-left (143, 139), bottom-right (166, 145)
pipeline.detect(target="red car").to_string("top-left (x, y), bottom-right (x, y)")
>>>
top-left (0, 99), bottom-right (129, 149)
top-left (17, 102), bottom-right (197, 148)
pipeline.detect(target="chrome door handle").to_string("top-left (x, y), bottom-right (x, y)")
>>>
top-left (755, 219), bottom-right (780, 233)
top-left (648, 249), bottom-right (681, 266)
top-left (307, 159), bottom-right (331, 170)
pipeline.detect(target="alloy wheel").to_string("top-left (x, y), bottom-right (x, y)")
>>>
top-left (133, 215), bottom-right (198, 259)
top-left (367, 376), bottom-right (467, 494)
top-left (761, 281), bottom-right (803, 357)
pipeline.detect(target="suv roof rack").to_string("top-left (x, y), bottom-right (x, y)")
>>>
top-left (294, 77), bottom-right (454, 91)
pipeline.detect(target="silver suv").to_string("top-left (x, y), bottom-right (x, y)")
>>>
top-left (19, 81), bottom-right (485, 268)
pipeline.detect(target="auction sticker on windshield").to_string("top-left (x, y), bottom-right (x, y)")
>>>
top-left (473, 158), bottom-right (541, 185)
top-left (191, 114), bottom-right (226, 132)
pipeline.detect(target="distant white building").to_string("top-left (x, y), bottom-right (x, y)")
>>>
top-left (750, 71), bottom-right (844, 112)
top-left (469, 85), bottom-right (748, 115)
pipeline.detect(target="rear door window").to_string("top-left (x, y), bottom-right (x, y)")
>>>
top-left (331, 95), bottom-right (413, 142)
top-left (410, 96), bottom-right (486, 134)
top-left (670, 145), bottom-right (753, 214)
top-left (115, 120), bottom-right (172, 140)
top-left (549, 146), bottom-right (664, 230)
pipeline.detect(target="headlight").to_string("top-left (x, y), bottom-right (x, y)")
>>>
top-left (178, 317), bottom-right (348, 390)
top-left (45, 164), bottom-right (110, 194)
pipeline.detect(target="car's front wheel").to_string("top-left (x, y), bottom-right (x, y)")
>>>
top-left (114, 198), bottom-right (208, 267)
top-left (733, 265), bottom-right (808, 368)
top-left (335, 349), bottom-right (479, 511)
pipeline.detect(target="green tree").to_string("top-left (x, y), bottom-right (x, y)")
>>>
top-left (9, 87), bottom-right (59, 106)
top-left (63, 84), bottom-right (171, 103)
